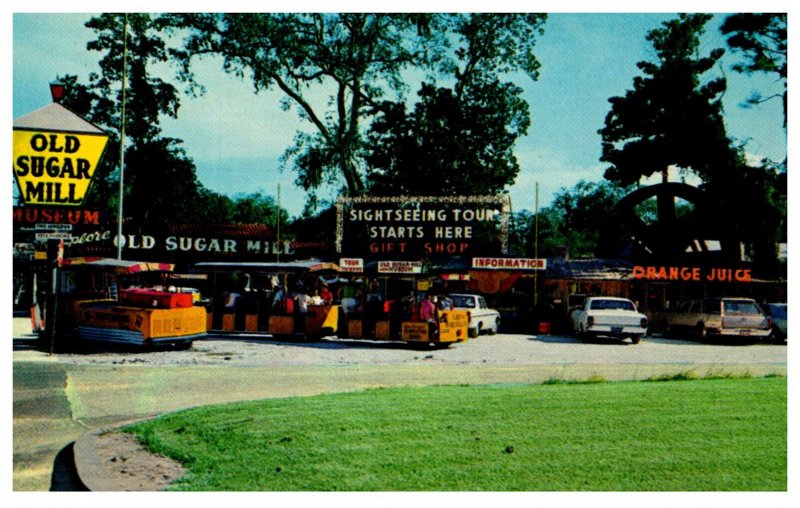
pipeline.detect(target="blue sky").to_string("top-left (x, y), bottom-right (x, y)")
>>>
top-left (10, 7), bottom-right (788, 218)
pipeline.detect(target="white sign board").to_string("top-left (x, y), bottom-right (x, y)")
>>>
top-left (378, 260), bottom-right (423, 274)
top-left (35, 232), bottom-right (72, 240)
top-left (472, 257), bottom-right (547, 270)
top-left (35, 223), bottom-right (73, 231)
top-left (339, 258), bottom-right (364, 273)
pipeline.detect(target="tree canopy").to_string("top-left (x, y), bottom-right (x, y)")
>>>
top-left (365, 79), bottom-right (530, 196)
top-left (720, 13), bottom-right (787, 129)
top-left (596, 13), bottom-right (785, 272)
top-left (507, 180), bottom-right (631, 259)
top-left (159, 13), bottom-right (546, 206)
top-left (599, 13), bottom-right (735, 186)
top-left (71, 13), bottom-right (202, 228)
top-left (58, 14), bottom-right (291, 229)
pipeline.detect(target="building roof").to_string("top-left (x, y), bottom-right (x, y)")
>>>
top-left (544, 258), bottom-right (634, 280)
top-left (168, 223), bottom-right (275, 239)
top-left (13, 103), bottom-right (106, 134)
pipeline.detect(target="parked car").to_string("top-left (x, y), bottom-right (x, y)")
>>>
top-left (664, 297), bottom-right (772, 340)
top-left (449, 294), bottom-right (501, 337)
top-left (571, 296), bottom-right (648, 344)
top-left (761, 303), bottom-right (787, 343)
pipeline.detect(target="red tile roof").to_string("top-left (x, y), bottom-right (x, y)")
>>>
top-left (167, 224), bottom-right (275, 238)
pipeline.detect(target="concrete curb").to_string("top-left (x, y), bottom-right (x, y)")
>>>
top-left (72, 416), bottom-right (185, 491)
top-left (72, 428), bottom-right (121, 492)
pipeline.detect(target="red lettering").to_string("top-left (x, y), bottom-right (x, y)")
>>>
top-left (735, 269), bottom-right (752, 282)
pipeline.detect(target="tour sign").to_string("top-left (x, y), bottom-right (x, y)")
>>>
top-left (13, 103), bottom-right (109, 207)
top-left (336, 195), bottom-right (512, 257)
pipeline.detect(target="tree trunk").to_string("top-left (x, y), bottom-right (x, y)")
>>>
top-left (341, 158), bottom-right (364, 196)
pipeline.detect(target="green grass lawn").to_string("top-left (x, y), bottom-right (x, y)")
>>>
top-left (126, 376), bottom-right (786, 491)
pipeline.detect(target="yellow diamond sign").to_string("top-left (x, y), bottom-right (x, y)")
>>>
top-left (13, 103), bottom-right (109, 206)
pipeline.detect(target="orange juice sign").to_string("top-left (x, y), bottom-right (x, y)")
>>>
top-left (633, 265), bottom-right (752, 283)
top-left (13, 130), bottom-right (108, 206)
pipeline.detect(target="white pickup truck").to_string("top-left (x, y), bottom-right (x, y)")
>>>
top-left (450, 294), bottom-right (501, 337)
top-left (571, 296), bottom-right (648, 344)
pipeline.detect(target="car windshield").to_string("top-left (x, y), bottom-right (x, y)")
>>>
top-left (589, 299), bottom-right (634, 311)
top-left (723, 300), bottom-right (761, 315)
top-left (451, 296), bottom-right (475, 309)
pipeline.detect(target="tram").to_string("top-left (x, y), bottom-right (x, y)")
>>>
top-left (45, 257), bottom-right (207, 350)
top-left (194, 260), bottom-right (341, 338)
top-left (193, 260), bottom-right (470, 347)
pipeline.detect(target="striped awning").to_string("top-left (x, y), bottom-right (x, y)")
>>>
top-left (60, 257), bottom-right (175, 274)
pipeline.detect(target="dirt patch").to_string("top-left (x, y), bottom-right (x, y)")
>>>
top-left (88, 431), bottom-right (185, 491)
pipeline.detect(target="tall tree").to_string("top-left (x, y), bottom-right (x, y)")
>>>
top-left (365, 79), bottom-right (530, 196)
top-left (719, 13), bottom-right (787, 269)
top-left (74, 14), bottom-right (205, 228)
top-left (160, 13), bottom-right (445, 199)
top-left (364, 13), bottom-right (548, 197)
top-left (599, 14), bottom-right (735, 186)
top-left (720, 13), bottom-right (787, 129)
top-left (56, 74), bottom-right (118, 215)
top-left (599, 14), bottom-right (784, 272)
top-left (159, 13), bottom-right (546, 205)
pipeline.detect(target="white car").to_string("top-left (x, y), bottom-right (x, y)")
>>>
top-left (571, 296), bottom-right (648, 344)
top-left (449, 294), bottom-right (501, 337)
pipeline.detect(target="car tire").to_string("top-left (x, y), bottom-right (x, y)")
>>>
top-left (696, 322), bottom-right (707, 339)
top-left (468, 327), bottom-right (478, 338)
top-left (630, 335), bottom-right (641, 345)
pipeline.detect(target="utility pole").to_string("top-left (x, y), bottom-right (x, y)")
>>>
top-left (117, 13), bottom-right (129, 260)
top-left (276, 183), bottom-right (281, 263)
top-left (534, 181), bottom-right (539, 308)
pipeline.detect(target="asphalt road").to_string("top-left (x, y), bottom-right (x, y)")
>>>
top-left (12, 317), bottom-right (787, 491)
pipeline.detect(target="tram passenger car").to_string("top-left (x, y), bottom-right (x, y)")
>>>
top-left (46, 257), bottom-right (207, 349)
top-left (194, 260), bottom-right (341, 338)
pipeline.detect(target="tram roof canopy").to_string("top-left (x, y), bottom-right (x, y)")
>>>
top-left (60, 257), bottom-right (175, 274)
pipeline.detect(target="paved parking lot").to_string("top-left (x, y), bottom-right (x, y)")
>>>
top-left (12, 317), bottom-right (787, 490)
